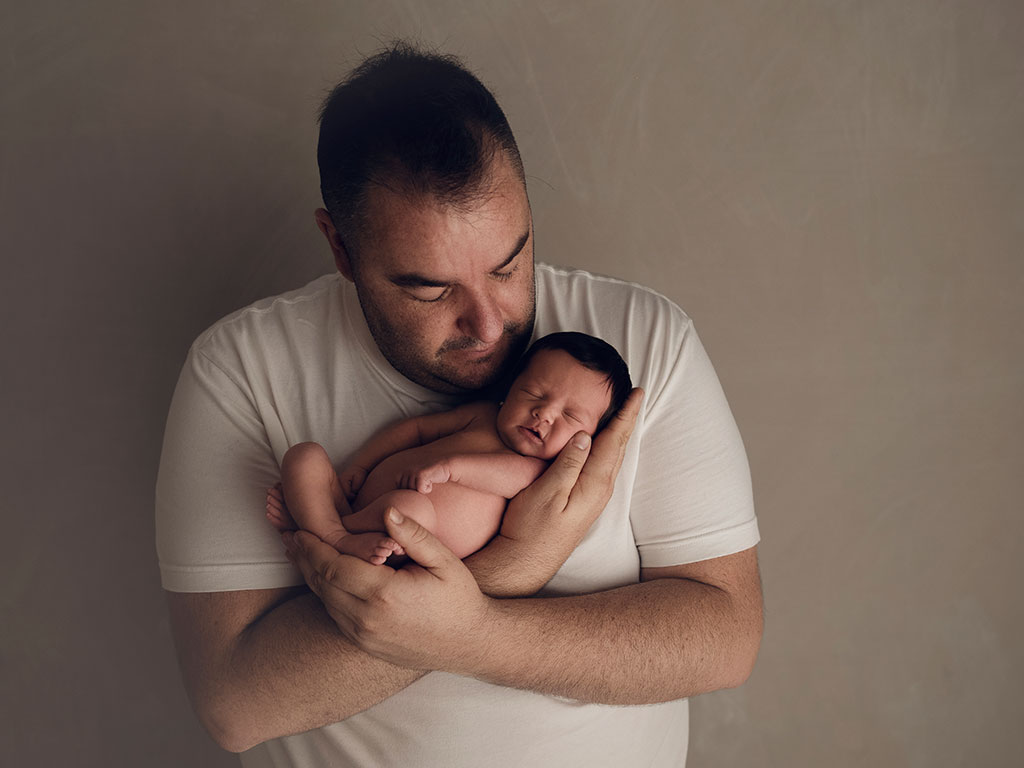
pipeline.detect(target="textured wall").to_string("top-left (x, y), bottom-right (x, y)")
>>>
top-left (2, 1), bottom-right (1022, 765)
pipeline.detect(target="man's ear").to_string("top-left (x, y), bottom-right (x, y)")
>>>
top-left (315, 208), bottom-right (354, 281)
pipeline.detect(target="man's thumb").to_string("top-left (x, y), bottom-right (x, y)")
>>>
top-left (383, 506), bottom-right (454, 571)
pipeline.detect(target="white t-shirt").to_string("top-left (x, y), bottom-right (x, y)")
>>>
top-left (156, 263), bottom-right (759, 767)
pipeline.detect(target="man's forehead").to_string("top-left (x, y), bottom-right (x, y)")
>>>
top-left (359, 149), bottom-right (529, 240)
top-left (361, 184), bottom-right (532, 278)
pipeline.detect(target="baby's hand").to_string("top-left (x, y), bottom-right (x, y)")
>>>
top-left (400, 461), bottom-right (452, 494)
top-left (339, 465), bottom-right (368, 502)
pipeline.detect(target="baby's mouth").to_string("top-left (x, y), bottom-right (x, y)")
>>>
top-left (518, 425), bottom-right (544, 444)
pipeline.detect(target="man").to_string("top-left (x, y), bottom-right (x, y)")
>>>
top-left (157, 43), bottom-right (762, 766)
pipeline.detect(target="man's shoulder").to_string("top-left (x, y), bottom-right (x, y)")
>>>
top-left (190, 273), bottom-right (344, 362)
top-left (536, 263), bottom-right (693, 344)
top-left (536, 263), bottom-right (691, 321)
top-left (535, 264), bottom-right (699, 401)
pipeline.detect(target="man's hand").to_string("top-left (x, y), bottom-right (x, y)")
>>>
top-left (282, 508), bottom-right (493, 672)
top-left (398, 460), bottom-right (452, 494)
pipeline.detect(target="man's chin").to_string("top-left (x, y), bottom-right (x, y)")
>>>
top-left (429, 364), bottom-right (506, 395)
top-left (430, 342), bottom-right (522, 393)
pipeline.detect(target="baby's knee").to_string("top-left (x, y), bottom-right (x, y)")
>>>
top-left (282, 442), bottom-right (331, 479)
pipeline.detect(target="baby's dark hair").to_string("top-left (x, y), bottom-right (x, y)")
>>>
top-left (510, 332), bottom-right (632, 432)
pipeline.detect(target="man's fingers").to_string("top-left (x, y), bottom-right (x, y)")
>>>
top-left (284, 530), bottom-right (341, 598)
top-left (283, 530), bottom-right (384, 601)
top-left (519, 388), bottom-right (643, 513)
top-left (565, 387), bottom-right (643, 512)
top-left (593, 387), bottom-right (643, 463)
top-left (580, 388), bottom-right (643, 481)
top-left (524, 429), bottom-right (593, 503)
top-left (383, 507), bottom-right (459, 574)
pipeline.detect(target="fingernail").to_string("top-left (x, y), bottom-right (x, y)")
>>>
top-left (572, 432), bottom-right (591, 450)
top-left (388, 507), bottom-right (404, 524)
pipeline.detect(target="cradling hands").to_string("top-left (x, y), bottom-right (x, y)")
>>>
top-left (282, 507), bottom-right (494, 673)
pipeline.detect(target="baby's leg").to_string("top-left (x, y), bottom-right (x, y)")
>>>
top-left (343, 489), bottom-right (439, 557)
top-left (279, 442), bottom-right (399, 563)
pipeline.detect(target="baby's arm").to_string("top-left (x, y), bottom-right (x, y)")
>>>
top-left (404, 453), bottom-right (548, 498)
top-left (339, 402), bottom-right (487, 498)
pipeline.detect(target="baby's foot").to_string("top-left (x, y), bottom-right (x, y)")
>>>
top-left (337, 532), bottom-right (405, 565)
top-left (266, 483), bottom-right (297, 531)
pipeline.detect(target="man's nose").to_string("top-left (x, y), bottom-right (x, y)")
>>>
top-left (456, 288), bottom-right (504, 344)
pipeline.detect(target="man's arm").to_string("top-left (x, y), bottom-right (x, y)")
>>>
top-left (164, 399), bottom-right (626, 753)
top-left (473, 548), bottom-right (763, 702)
top-left (165, 587), bottom-right (424, 753)
top-left (285, 511), bottom-right (762, 705)
top-left (278, 388), bottom-right (761, 706)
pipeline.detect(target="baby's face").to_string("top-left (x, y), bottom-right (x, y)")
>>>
top-left (496, 348), bottom-right (612, 460)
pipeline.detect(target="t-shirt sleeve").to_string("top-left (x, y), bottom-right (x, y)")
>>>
top-left (630, 320), bottom-right (759, 568)
top-left (155, 344), bottom-right (302, 592)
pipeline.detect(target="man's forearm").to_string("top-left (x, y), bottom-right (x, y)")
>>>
top-left (460, 572), bottom-right (762, 704)
top-left (168, 588), bottom-right (423, 753)
top-left (169, 529), bottom-right (575, 753)
top-left (465, 532), bottom-right (569, 597)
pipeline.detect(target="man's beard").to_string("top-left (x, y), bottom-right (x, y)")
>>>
top-left (358, 297), bottom-right (535, 396)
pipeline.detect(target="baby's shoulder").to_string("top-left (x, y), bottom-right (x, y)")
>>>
top-left (451, 399), bottom-right (501, 428)
top-left (438, 401), bottom-right (505, 451)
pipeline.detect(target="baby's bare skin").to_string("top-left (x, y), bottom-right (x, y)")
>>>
top-left (353, 404), bottom-right (541, 558)
top-left (269, 348), bottom-right (614, 563)
top-left (270, 403), bottom-right (549, 563)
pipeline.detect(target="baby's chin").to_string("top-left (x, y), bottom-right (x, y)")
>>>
top-left (520, 437), bottom-right (560, 461)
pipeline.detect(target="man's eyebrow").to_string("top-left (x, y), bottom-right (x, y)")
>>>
top-left (389, 227), bottom-right (531, 288)
top-left (492, 228), bottom-right (531, 272)
top-left (390, 272), bottom-right (449, 288)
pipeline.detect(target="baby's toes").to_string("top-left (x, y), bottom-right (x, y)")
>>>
top-left (374, 538), bottom-right (394, 554)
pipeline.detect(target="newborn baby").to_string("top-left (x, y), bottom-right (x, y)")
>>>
top-left (267, 331), bottom-right (631, 563)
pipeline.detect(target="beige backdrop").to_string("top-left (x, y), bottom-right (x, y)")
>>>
top-left (2, 1), bottom-right (1022, 766)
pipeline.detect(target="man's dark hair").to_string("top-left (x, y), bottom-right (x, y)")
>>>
top-left (510, 332), bottom-right (632, 432)
top-left (317, 42), bottom-right (525, 251)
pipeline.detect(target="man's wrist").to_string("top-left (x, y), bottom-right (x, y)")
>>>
top-left (446, 594), bottom-right (510, 679)
top-left (467, 534), bottom-right (559, 598)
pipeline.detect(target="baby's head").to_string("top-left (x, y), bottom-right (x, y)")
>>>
top-left (496, 332), bottom-right (632, 460)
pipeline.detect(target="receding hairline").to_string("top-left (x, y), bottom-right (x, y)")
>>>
top-left (344, 143), bottom-right (531, 259)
